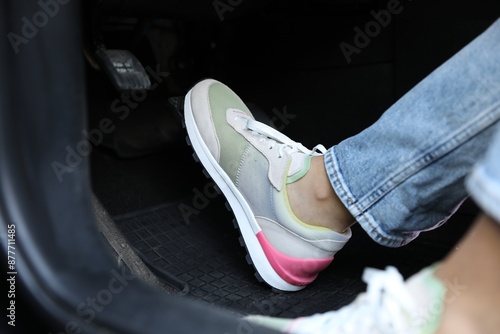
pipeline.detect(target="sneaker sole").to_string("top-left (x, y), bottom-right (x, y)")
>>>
top-left (184, 89), bottom-right (304, 292)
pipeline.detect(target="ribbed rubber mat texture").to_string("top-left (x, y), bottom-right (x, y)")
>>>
top-left (113, 196), bottom-right (472, 318)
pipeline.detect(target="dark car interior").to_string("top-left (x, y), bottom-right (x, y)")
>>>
top-left (1, 0), bottom-right (499, 333)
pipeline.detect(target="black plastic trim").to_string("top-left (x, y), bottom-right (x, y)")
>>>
top-left (0, 1), bottom-right (277, 333)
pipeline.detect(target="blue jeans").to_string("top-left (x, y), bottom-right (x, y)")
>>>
top-left (325, 18), bottom-right (500, 247)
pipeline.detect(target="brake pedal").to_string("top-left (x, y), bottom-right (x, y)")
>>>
top-left (95, 48), bottom-right (151, 92)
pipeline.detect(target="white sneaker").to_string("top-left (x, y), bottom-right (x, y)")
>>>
top-left (184, 79), bottom-right (351, 291)
top-left (245, 265), bottom-right (446, 334)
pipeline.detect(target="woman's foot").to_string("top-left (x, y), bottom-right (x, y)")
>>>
top-left (184, 79), bottom-right (352, 291)
top-left (245, 213), bottom-right (500, 334)
top-left (433, 214), bottom-right (500, 334)
top-left (245, 264), bottom-right (447, 334)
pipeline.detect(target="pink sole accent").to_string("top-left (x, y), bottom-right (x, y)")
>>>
top-left (256, 232), bottom-right (334, 286)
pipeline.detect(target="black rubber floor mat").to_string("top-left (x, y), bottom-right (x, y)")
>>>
top-left (112, 193), bottom-right (474, 319)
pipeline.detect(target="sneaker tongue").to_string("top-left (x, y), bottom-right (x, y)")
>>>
top-left (286, 152), bottom-right (312, 183)
top-left (405, 265), bottom-right (447, 334)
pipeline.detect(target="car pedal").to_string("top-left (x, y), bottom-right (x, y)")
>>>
top-left (95, 48), bottom-right (151, 91)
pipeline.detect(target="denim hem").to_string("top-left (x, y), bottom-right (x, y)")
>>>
top-left (324, 149), bottom-right (415, 247)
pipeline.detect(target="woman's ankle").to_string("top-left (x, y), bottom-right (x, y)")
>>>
top-left (286, 156), bottom-right (355, 232)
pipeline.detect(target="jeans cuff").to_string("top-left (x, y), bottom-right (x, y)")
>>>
top-left (324, 148), bottom-right (413, 247)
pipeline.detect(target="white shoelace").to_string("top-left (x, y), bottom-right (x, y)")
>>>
top-left (290, 266), bottom-right (418, 334)
top-left (243, 119), bottom-right (327, 158)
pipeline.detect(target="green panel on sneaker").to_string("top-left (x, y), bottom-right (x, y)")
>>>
top-left (208, 82), bottom-right (253, 183)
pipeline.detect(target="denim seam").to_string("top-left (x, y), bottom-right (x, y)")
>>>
top-left (326, 101), bottom-right (500, 247)
top-left (357, 100), bottom-right (500, 212)
top-left (325, 149), bottom-right (408, 247)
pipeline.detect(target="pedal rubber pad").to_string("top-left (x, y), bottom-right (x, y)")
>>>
top-left (95, 49), bottom-right (151, 91)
